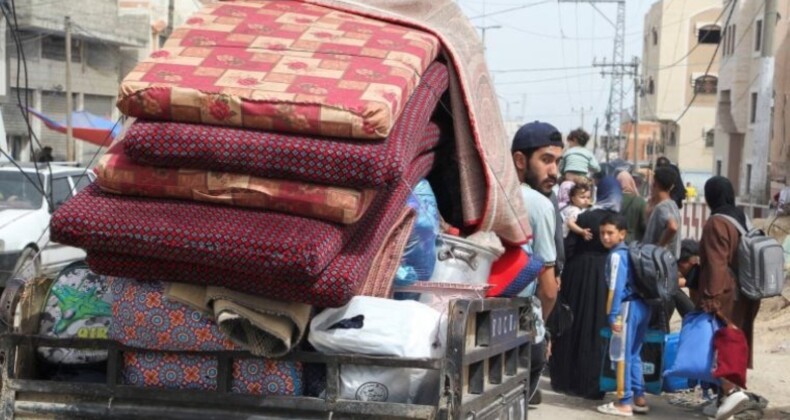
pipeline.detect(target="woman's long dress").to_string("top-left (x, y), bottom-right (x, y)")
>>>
top-left (549, 208), bottom-right (614, 399)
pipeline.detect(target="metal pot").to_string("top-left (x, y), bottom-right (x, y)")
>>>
top-left (428, 234), bottom-right (502, 285)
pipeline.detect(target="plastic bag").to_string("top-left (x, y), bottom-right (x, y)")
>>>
top-left (308, 297), bottom-right (445, 404)
top-left (394, 180), bottom-right (439, 287)
top-left (663, 311), bottom-right (722, 383)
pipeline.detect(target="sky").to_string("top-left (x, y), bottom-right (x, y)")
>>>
top-left (457, 0), bottom-right (657, 135)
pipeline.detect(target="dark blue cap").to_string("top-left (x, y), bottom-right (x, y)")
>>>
top-left (511, 121), bottom-right (563, 152)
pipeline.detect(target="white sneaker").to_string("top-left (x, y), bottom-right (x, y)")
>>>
top-left (702, 400), bottom-right (718, 418)
top-left (716, 391), bottom-right (750, 420)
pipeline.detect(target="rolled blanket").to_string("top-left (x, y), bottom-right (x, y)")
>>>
top-left (109, 278), bottom-right (303, 396)
top-left (121, 62), bottom-right (449, 189)
top-left (117, 1), bottom-right (440, 140)
top-left (86, 153), bottom-right (434, 307)
top-left (165, 282), bottom-right (312, 358)
top-left (96, 140), bottom-right (377, 225)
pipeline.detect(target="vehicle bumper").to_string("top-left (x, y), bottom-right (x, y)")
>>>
top-left (0, 250), bottom-right (24, 287)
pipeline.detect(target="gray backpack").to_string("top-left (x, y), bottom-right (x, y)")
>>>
top-left (715, 215), bottom-right (785, 300)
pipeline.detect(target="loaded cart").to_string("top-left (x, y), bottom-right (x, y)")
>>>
top-left (0, 277), bottom-right (532, 419)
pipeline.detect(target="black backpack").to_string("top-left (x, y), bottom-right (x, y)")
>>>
top-left (628, 243), bottom-right (679, 304)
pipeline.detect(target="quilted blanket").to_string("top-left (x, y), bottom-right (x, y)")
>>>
top-left (109, 278), bottom-right (302, 396)
top-left (300, 0), bottom-right (531, 245)
top-left (117, 1), bottom-right (440, 140)
top-left (85, 153), bottom-right (434, 307)
top-left (96, 141), bottom-right (376, 225)
top-left (122, 62), bottom-right (448, 189)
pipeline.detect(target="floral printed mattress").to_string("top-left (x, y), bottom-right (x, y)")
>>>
top-left (117, 0), bottom-right (440, 139)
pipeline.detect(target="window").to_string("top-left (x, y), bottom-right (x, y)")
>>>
top-left (669, 131), bottom-right (676, 146)
top-left (694, 75), bottom-right (718, 94)
top-left (716, 160), bottom-right (722, 176)
top-left (730, 25), bottom-right (736, 55)
top-left (705, 129), bottom-right (714, 147)
top-left (41, 35), bottom-right (82, 62)
top-left (746, 164), bottom-right (752, 194)
top-left (50, 177), bottom-right (73, 209)
top-left (750, 92), bottom-right (758, 123)
top-left (648, 77), bottom-right (655, 94)
top-left (698, 25), bottom-right (722, 44)
top-left (652, 28), bottom-right (658, 46)
top-left (755, 19), bottom-right (763, 52)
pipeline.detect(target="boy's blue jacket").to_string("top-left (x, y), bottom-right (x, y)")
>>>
top-left (605, 243), bottom-right (639, 326)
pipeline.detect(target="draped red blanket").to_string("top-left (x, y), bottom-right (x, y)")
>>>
top-left (122, 63), bottom-right (448, 189)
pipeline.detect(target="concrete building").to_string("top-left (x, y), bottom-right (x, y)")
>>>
top-left (714, 0), bottom-right (789, 203)
top-left (771, 11), bottom-right (790, 193)
top-left (621, 120), bottom-right (662, 165)
top-left (640, 0), bottom-right (722, 190)
top-left (1, 0), bottom-right (204, 166)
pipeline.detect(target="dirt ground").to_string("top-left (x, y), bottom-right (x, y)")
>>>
top-left (531, 290), bottom-right (790, 420)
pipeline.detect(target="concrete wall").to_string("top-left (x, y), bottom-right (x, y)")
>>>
top-left (770, 9), bottom-right (790, 191)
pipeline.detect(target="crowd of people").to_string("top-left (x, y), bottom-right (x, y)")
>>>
top-left (510, 121), bottom-right (761, 419)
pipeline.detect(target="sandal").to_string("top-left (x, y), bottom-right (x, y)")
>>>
top-left (633, 404), bottom-right (650, 414)
top-left (597, 402), bottom-right (634, 417)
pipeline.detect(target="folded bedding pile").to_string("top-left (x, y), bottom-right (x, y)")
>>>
top-left (49, 0), bottom-right (449, 395)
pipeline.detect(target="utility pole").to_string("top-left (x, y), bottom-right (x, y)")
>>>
top-left (476, 25), bottom-right (502, 53)
top-left (594, 56), bottom-right (638, 162)
top-left (571, 106), bottom-right (593, 130)
top-left (65, 16), bottom-right (74, 162)
top-left (559, 0), bottom-right (626, 161)
top-left (165, 0), bottom-right (176, 40)
top-left (593, 117), bottom-right (600, 156)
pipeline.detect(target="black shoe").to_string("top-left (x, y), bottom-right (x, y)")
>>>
top-left (529, 389), bottom-right (542, 406)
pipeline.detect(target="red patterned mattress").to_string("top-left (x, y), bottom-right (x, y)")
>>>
top-left (117, 1), bottom-right (440, 139)
top-left (96, 141), bottom-right (376, 225)
top-left (122, 62), bottom-right (448, 189)
top-left (84, 153), bottom-right (434, 307)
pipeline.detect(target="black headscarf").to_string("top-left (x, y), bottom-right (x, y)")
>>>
top-left (704, 176), bottom-right (747, 230)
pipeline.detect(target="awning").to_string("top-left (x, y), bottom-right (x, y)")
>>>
top-left (26, 107), bottom-right (120, 147)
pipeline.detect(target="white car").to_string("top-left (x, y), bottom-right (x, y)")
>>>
top-left (0, 162), bottom-right (94, 286)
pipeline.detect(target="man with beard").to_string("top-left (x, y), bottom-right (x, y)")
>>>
top-left (511, 121), bottom-right (562, 406)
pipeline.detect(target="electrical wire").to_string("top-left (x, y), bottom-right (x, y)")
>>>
top-left (673, 0), bottom-right (738, 123)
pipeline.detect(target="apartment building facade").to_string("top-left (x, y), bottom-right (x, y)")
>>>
top-left (714, 0), bottom-right (789, 202)
top-left (640, 0), bottom-right (722, 189)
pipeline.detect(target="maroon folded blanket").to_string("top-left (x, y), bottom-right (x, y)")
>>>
top-left (122, 63), bottom-right (449, 189)
top-left (85, 153), bottom-right (434, 307)
top-left (51, 122), bottom-right (437, 280)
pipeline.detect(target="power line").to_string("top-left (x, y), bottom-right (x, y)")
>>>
top-left (468, 0), bottom-right (554, 19)
top-left (491, 65), bottom-right (596, 73)
top-left (494, 72), bottom-right (601, 85)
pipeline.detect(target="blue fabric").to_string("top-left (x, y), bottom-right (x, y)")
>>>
top-left (663, 311), bottom-right (722, 383)
top-left (499, 253), bottom-right (544, 297)
top-left (663, 332), bottom-right (692, 392)
top-left (593, 176), bottom-right (623, 213)
top-left (618, 299), bottom-right (651, 405)
top-left (605, 243), bottom-right (638, 326)
top-left (395, 180), bottom-right (439, 287)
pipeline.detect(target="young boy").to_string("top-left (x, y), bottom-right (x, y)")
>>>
top-left (597, 214), bottom-right (651, 417)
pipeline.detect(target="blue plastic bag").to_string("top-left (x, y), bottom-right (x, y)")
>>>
top-left (663, 311), bottom-right (722, 384)
top-left (394, 180), bottom-right (439, 287)
top-left (662, 332), bottom-right (692, 392)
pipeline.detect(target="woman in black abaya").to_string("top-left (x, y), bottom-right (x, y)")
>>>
top-left (550, 175), bottom-right (622, 399)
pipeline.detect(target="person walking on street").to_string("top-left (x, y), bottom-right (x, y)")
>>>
top-left (699, 177), bottom-right (761, 420)
top-left (617, 171), bottom-right (647, 243)
top-left (550, 175), bottom-right (623, 399)
top-left (511, 121), bottom-right (563, 406)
